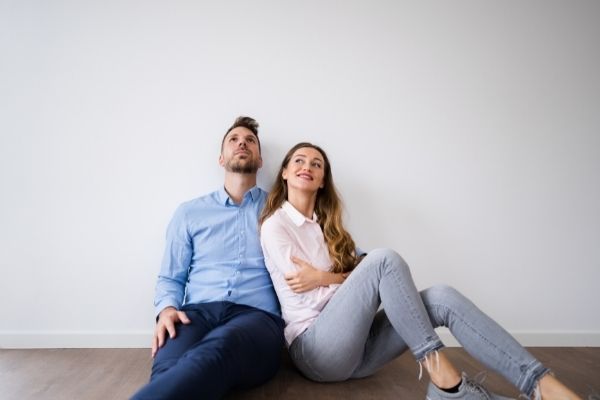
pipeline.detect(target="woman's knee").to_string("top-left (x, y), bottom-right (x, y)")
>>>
top-left (422, 284), bottom-right (462, 303)
top-left (365, 248), bottom-right (409, 274)
top-left (421, 284), bottom-right (475, 318)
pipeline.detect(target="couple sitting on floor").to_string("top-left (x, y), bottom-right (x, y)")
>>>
top-left (131, 116), bottom-right (582, 400)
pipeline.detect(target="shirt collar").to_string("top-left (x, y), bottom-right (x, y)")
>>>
top-left (282, 201), bottom-right (318, 227)
top-left (218, 185), bottom-right (261, 206)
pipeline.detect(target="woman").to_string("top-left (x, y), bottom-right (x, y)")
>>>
top-left (259, 142), bottom-right (581, 400)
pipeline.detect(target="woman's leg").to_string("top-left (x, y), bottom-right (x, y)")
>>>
top-left (348, 281), bottom-right (580, 399)
top-left (292, 248), bottom-right (577, 398)
top-left (289, 248), bottom-right (446, 382)
top-left (349, 309), bottom-right (408, 379)
top-left (421, 285), bottom-right (580, 399)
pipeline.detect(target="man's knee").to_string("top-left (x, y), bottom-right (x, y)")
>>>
top-left (151, 357), bottom-right (177, 380)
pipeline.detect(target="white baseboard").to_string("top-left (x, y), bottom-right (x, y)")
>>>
top-left (0, 331), bottom-right (152, 349)
top-left (1, 330), bottom-right (600, 349)
top-left (436, 328), bottom-right (600, 347)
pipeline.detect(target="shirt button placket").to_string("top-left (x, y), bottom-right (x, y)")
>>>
top-left (239, 210), bottom-right (244, 262)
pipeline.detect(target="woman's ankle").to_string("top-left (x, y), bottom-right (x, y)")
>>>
top-left (423, 351), bottom-right (461, 389)
top-left (538, 374), bottom-right (582, 400)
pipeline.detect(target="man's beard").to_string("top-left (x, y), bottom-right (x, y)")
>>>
top-left (225, 159), bottom-right (260, 174)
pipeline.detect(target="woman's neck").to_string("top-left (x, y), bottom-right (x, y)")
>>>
top-left (287, 190), bottom-right (317, 219)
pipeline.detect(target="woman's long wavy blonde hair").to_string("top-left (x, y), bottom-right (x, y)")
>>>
top-left (259, 142), bottom-right (360, 274)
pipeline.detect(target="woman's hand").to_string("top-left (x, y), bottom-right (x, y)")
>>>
top-left (286, 257), bottom-right (349, 293)
top-left (285, 257), bottom-right (324, 293)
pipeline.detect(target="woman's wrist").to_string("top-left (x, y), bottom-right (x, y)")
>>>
top-left (318, 270), bottom-right (327, 286)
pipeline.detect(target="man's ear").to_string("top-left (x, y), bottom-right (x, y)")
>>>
top-left (218, 154), bottom-right (224, 167)
top-left (258, 156), bottom-right (263, 169)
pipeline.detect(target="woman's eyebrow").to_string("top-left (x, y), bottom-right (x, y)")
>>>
top-left (295, 154), bottom-right (323, 162)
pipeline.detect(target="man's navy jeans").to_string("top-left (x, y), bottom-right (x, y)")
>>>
top-left (131, 301), bottom-right (284, 400)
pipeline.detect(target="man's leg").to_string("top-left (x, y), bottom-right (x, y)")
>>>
top-left (149, 303), bottom-right (220, 380)
top-left (131, 302), bottom-right (284, 400)
top-left (218, 303), bottom-right (285, 390)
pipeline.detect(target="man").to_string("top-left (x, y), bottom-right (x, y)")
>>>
top-left (131, 116), bottom-right (284, 399)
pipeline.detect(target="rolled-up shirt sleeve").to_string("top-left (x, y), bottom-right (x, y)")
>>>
top-left (154, 205), bottom-right (192, 317)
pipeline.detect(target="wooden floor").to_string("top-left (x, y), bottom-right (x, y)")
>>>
top-left (0, 347), bottom-right (598, 399)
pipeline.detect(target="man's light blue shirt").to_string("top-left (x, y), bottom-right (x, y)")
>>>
top-left (154, 186), bottom-right (280, 317)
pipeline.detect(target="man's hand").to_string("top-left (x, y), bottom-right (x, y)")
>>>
top-left (285, 257), bottom-right (324, 293)
top-left (151, 306), bottom-right (191, 358)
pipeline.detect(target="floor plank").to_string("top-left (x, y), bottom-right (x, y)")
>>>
top-left (0, 348), bottom-right (598, 399)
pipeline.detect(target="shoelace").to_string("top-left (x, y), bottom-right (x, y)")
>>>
top-left (463, 376), bottom-right (493, 400)
top-left (425, 372), bottom-right (495, 400)
top-left (472, 371), bottom-right (489, 386)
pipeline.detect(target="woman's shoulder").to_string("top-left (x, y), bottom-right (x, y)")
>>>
top-left (261, 208), bottom-right (285, 230)
top-left (262, 208), bottom-right (295, 238)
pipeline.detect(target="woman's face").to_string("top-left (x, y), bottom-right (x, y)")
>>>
top-left (282, 147), bottom-right (326, 194)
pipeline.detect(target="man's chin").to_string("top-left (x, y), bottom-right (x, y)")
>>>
top-left (232, 168), bottom-right (258, 174)
top-left (226, 161), bottom-right (260, 174)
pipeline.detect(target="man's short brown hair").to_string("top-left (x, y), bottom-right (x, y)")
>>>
top-left (221, 116), bottom-right (261, 153)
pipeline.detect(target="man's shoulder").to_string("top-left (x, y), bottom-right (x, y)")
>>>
top-left (173, 190), bottom-right (222, 217)
top-left (175, 186), bottom-right (268, 212)
top-left (254, 187), bottom-right (268, 201)
top-left (181, 189), bottom-right (221, 206)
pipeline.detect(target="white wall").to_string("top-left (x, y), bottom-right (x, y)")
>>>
top-left (1, 0), bottom-right (599, 348)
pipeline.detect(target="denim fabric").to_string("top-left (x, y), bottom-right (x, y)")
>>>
top-left (289, 248), bottom-right (548, 397)
top-left (131, 301), bottom-right (284, 400)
